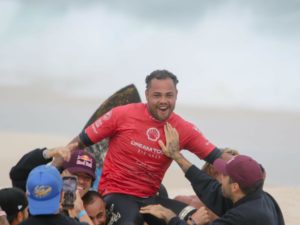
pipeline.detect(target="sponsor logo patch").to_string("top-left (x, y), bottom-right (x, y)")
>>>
top-left (33, 185), bottom-right (52, 198)
top-left (146, 127), bottom-right (160, 142)
top-left (103, 110), bottom-right (112, 120)
top-left (76, 155), bottom-right (93, 168)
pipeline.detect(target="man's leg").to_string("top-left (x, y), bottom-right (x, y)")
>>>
top-left (104, 193), bottom-right (144, 225)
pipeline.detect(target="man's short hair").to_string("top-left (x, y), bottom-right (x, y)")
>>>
top-left (82, 190), bottom-right (103, 205)
top-left (0, 187), bottom-right (28, 223)
top-left (145, 70), bottom-right (179, 89)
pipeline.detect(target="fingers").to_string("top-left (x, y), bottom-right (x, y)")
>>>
top-left (158, 140), bottom-right (166, 151)
top-left (140, 204), bottom-right (156, 214)
top-left (159, 123), bottom-right (180, 158)
top-left (164, 123), bottom-right (179, 141)
top-left (192, 207), bottom-right (210, 225)
top-left (140, 204), bottom-right (162, 218)
top-left (67, 142), bottom-right (79, 151)
top-left (61, 170), bottom-right (72, 177)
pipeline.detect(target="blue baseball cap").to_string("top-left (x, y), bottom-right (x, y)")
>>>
top-left (26, 165), bottom-right (62, 215)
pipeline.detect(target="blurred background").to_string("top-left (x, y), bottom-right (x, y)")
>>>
top-left (0, 0), bottom-right (300, 186)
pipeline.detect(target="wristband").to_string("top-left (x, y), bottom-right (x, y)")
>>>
top-left (43, 149), bottom-right (51, 159)
top-left (77, 210), bottom-right (87, 220)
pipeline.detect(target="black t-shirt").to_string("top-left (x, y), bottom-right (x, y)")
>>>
top-left (19, 214), bottom-right (84, 225)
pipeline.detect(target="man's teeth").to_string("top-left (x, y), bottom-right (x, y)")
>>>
top-left (159, 106), bottom-right (168, 110)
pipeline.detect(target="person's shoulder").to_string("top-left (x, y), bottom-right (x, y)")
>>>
top-left (170, 112), bottom-right (197, 129)
top-left (112, 103), bottom-right (145, 117)
top-left (262, 191), bottom-right (284, 213)
top-left (114, 102), bottom-right (144, 111)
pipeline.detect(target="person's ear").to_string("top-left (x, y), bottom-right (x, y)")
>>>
top-left (231, 182), bottom-right (240, 193)
top-left (16, 210), bottom-right (25, 223)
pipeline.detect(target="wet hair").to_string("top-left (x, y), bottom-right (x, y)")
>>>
top-left (145, 70), bottom-right (179, 89)
top-left (82, 190), bottom-right (104, 205)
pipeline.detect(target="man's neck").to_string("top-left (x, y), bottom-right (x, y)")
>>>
top-left (231, 192), bottom-right (246, 204)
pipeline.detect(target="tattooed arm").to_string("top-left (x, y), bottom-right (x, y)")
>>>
top-left (158, 123), bottom-right (193, 173)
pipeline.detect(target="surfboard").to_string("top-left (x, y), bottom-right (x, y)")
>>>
top-left (83, 84), bottom-right (141, 167)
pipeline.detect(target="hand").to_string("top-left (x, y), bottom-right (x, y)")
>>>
top-left (67, 190), bottom-right (94, 225)
top-left (73, 190), bottom-right (84, 215)
top-left (140, 204), bottom-right (176, 223)
top-left (48, 143), bottom-right (78, 167)
top-left (47, 143), bottom-right (78, 160)
top-left (190, 207), bottom-right (210, 225)
top-left (158, 123), bottom-right (181, 159)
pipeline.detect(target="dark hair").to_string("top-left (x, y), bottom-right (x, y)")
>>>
top-left (145, 70), bottom-right (179, 89)
top-left (0, 187), bottom-right (28, 223)
top-left (82, 190), bottom-right (103, 205)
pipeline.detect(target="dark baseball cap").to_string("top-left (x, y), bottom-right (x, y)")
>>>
top-left (62, 149), bottom-right (96, 180)
top-left (0, 187), bottom-right (28, 222)
top-left (213, 155), bottom-right (264, 188)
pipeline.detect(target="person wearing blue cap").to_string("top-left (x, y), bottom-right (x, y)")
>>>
top-left (19, 165), bottom-right (90, 225)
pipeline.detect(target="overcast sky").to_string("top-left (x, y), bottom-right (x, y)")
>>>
top-left (0, 0), bottom-right (300, 111)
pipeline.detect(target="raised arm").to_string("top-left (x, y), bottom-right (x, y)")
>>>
top-left (159, 123), bottom-right (233, 173)
top-left (158, 123), bottom-right (192, 173)
top-left (69, 135), bottom-right (86, 149)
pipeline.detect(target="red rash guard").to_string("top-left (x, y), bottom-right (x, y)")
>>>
top-left (81, 103), bottom-right (216, 197)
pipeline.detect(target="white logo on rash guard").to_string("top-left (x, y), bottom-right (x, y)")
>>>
top-left (103, 110), bottom-right (112, 120)
top-left (146, 128), bottom-right (160, 142)
top-left (95, 119), bottom-right (103, 128)
top-left (93, 110), bottom-right (112, 129)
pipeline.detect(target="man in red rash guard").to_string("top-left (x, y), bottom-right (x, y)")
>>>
top-left (68, 70), bottom-right (226, 225)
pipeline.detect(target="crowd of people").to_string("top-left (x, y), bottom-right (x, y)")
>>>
top-left (1, 70), bottom-right (284, 225)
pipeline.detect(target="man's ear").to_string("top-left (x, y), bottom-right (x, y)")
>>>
top-left (231, 182), bottom-right (240, 193)
top-left (16, 210), bottom-right (25, 223)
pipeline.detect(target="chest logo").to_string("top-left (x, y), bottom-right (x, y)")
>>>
top-left (146, 128), bottom-right (160, 142)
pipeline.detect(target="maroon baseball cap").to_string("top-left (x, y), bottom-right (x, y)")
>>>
top-left (213, 155), bottom-right (264, 188)
top-left (62, 149), bottom-right (96, 180)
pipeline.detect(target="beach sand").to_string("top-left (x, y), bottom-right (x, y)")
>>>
top-left (0, 131), bottom-right (299, 225)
